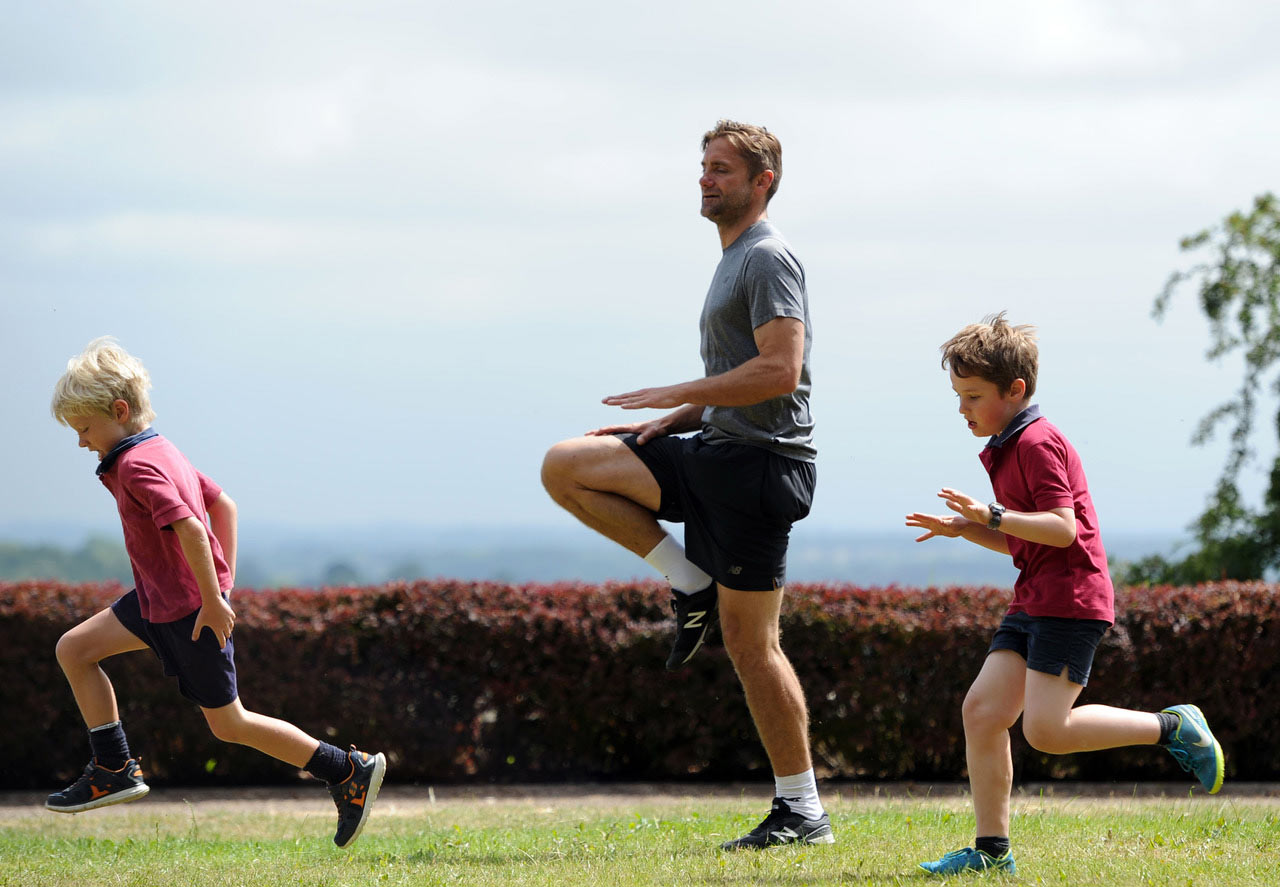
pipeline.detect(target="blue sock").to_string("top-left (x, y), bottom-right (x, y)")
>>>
top-left (305, 741), bottom-right (351, 785)
top-left (88, 721), bottom-right (131, 770)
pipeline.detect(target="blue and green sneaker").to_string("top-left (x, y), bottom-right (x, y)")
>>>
top-left (1162, 703), bottom-right (1225, 794)
top-left (919, 847), bottom-right (1016, 875)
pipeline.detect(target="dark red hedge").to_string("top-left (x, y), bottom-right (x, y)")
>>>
top-left (1, 580), bottom-right (1274, 789)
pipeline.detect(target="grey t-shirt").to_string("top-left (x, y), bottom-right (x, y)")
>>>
top-left (699, 220), bottom-right (815, 462)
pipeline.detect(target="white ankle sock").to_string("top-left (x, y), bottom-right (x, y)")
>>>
top-left (775, 769), bottom-right (823, 820)
top-left (643, 535), bottom-right (713, 594)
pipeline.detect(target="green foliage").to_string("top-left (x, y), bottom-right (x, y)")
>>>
top-left (1131, 192), bottom-right (1280, 584)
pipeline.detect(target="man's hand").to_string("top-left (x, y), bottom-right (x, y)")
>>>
top-left (585, 419), bottom-right (669, 445)
top-left (191, 594), bottom-right (236, 647)
top-left (904, 512), bottom-right (970, 542)
top-left (601, 384), bottom-right (688, 411)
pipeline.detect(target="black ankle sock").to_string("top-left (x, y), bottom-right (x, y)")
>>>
top-left (305, 741), bottom-right (351, 785)
top-left (1156, 711), bottom-right (1180, 745)
top-left (975, 836), bottom-right (1010, 858)
top-left (88, 721), bottom-right (131, 770)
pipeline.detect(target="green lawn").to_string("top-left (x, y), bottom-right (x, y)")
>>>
top-left (1, 788), bottom-right (1275, 886)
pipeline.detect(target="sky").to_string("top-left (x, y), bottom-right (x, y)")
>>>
top-left (3, 0), bottom-right (1279, 552)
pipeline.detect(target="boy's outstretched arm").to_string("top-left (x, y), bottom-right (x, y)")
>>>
top-left (905, 511), bottom-right (1011, 554)
top-left (208, 492), bottom-right (238, 585)
top-left (915, 486), bottom-right (1077, 549)
top-left (171, 516), bottom-right (236, 646)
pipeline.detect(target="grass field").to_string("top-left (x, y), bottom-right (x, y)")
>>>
top-left (1, 785), bottom-right (1276, 886)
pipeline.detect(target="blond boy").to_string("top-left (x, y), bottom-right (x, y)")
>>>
top-left (48, 337), bottom-right (385, 848)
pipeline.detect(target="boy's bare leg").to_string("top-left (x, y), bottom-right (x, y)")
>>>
top-left (1021, 669), bottom-right (1161, 754)
top-left (962, 651), bottom-right (1027, 838)
top-left (201, 699), bottom-right (322, 769)
top-left (719, 586), bottom-right (811, 777)
top-left (55, 608), bottom-right (149, 728)
top-left (541, 435), bottom-right (666, 556)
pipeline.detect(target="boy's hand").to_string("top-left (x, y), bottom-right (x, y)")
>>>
top-left (192, 595), bottom-right (236, 647)
top-left (936, 487), bottom-right (991, 526)
top-left (905, 512), bottom-right (969, 542)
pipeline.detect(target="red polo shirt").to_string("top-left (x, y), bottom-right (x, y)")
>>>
top-left (978, 410), bottom-right (1114, 623)
top-left (98, 435), bottom-right (232, 623)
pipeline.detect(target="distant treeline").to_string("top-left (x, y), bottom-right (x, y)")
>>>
top-left (0, 538), bottom-right (134, 584)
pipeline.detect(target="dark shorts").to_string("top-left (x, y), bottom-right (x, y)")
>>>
top-left (111, 589), bottom-right (239, 709)
top-left (620, 433), bottom-right (815, 591)
top-left (988, 611), bottom-right (1109, 687)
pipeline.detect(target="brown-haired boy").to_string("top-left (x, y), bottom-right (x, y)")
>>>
top-left (905, 313), bottom-right (1224, 876)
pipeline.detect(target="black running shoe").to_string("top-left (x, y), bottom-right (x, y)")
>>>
top-left (720, 797), bottom-right (835, 850)
top-left (46, 758), bottom-right (149, 813)
top-left (666, 583), bottom-right (717, 670)
top-left (329, 746), bottom-right (387, 848)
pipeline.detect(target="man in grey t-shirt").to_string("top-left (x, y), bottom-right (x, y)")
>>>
top-left (542, 120), bottom-right (829, 851)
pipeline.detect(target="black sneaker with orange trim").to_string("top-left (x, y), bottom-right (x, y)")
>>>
top-left (328, 746), bottom-right (386, 848)
top-left (46, 758), bottom-right (150, 813)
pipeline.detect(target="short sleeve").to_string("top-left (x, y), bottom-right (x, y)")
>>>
top-left (120, 460), bottom-right (195, 529)
top-left (1019, 439), bottom-right (1075, 512)
top-left (743, 240), bottom-right (806, 331)
top-left (197, 471), bottom-right (223, 510)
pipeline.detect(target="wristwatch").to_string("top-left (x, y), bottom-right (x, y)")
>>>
top-left (987, 502), bottom-right (1006, 530)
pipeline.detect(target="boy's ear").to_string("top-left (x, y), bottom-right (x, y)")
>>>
top-left (111, 399), bottom-right (132, 424)
top-left (1008, 379), bottom-right (1027, 400)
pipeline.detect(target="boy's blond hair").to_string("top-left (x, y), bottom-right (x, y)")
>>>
top-left (941, 311), bottom-right (1039, 399)
top-left (702, 119), bottom-right (782, 203)
top-left (52, 336), bottom-right (156, 431)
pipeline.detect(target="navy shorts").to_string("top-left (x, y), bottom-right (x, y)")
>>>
top-left (111, 589), bottom-right (239, 709)
top-left (988, 611), bottom-right (1110, 686)
top-left (620, 433), bottom-right (815, 591)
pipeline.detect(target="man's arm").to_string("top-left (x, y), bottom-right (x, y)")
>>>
top-left (208, 492), bottom-right (238, 585)
top-left (171, 516), bottom-right (236, 646)
top-left (586, 403), bottom-right (705, 444)
top-left (601, 316), bottom-right (804, 411)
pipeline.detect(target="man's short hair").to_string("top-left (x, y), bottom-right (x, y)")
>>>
top-left (940, 311), bottom-right (1039, 399)
top-left (702, 120), bottom-right (782, 203)
top-left (52, 336), bottom-right (156, 430)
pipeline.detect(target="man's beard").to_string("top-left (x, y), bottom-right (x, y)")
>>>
top-left (701, 188), bottom-right (754, 225)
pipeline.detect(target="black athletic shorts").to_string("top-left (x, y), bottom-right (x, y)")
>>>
top-left (111, 589), bottom-right (239, 709)
top-left (620, 433), bottom-right (815, 591)
top-left (988, 611), bottom-right (1110, 687)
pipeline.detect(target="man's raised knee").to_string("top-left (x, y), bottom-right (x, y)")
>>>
top-left (540, 439), bottom-right (581, 500)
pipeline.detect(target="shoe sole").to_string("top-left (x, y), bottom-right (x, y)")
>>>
top-left (335, 753), bottom-right (386, 849)
top-left (46, 783), bottom-right (150, 814)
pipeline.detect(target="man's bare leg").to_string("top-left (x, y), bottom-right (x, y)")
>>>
top-left (719, 586), bottom-right (811, 775)
top-left (718, 585), bottom-right (832, 848)
top-left (541, 435), bottom-right (665, 555)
